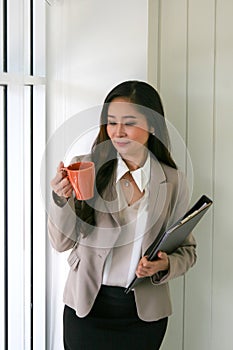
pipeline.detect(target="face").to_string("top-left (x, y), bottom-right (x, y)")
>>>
top-left (106, 97), bottom-right (153, 163)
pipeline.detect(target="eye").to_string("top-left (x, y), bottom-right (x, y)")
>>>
top-left (107, 121), bottom-right (117, 125)
top-left (125, 122), bottom-right (136, 126)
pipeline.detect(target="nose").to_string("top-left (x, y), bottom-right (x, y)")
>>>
top-left (115, 123), bottom-right (126, 137)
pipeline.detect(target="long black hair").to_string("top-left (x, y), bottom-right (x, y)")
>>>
top-left (77, 80), bottom-right (177, 231)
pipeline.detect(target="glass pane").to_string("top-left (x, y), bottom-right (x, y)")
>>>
top-left (32, 85), bottom-right (46, 350)
top-left (24, 0), bottom-right (31, 75)
top-left (0, 85), bottom-right (5, 349)
top-left (7, 0), bottom-right (24, 73)
top-left (7, 85), bottom-right (25, 348)
top-left (0, 0), bottom-right (3, 72)
top-left (24, 86), bottom-right (32, 350)
top-left (33, 0), bottom-right (45, 76)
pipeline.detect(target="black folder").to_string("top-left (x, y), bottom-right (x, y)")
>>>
top-left (125, 194), bottom-right (213, 293)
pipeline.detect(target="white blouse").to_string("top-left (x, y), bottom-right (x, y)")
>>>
top-left (102, 154), bottom-right (151, 287)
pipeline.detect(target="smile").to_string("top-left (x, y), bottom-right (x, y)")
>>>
top-left (114, 140), bottom-right (131, 147)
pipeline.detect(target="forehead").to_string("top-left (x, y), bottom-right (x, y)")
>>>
top-left (107, 97), bottom-right (146, 119)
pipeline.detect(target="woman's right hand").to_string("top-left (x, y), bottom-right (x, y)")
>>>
top-left (50, 161), bottom-right (73, 199)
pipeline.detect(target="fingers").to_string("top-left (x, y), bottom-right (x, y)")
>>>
top-left (157, 251), bottom-right (167, 260)
top-left (136, 252), bottom-right (169, 278)
top-left (55, 178), bottom-right (73, 198)
top-left (50, 162), bottom-right (73, 198)
top-left (136, 256), bottom-right (154, 278)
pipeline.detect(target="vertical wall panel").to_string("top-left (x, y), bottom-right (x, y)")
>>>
top-left (148, 1), bottom-right (233, 350)
top-left (158, 1), bottom-right (188, 349)
top-left (184, 1), bottom-right (215, 349)
top-left (212, 1), bottom-right (233, 349)
top-left (147, 0), bottom-right (160, 87)
top-left (159, 0), bottom-right (188, 141)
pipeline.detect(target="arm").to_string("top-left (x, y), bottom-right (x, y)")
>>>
top-left (136, 170), bottom-right (197, 283)
top-left (47, 161), bottom-right (78, 252)
top-left (136, 234), bottom-right (196, 283)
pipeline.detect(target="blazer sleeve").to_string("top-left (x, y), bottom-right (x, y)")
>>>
top-left (151, 170), bottom-right (197, 285)
top-left (47, 193), bottom-right (78, 252)
top-left (47, 155), bottom-right (87, 252)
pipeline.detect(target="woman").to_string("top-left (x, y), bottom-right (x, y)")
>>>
top-left (48, 80), bottom-right (196, 349)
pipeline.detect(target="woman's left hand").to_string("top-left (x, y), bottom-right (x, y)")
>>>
top-left (136, 251), bottom-right (169, 278)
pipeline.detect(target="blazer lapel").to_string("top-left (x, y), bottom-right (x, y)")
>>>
top-left (101, 171), bottom-right (122, 226)
top-left (92, 156), bottom-right (173, 252)
top-left (141, 157), bottom-right (173, 254)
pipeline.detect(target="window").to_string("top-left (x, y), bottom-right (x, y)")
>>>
top-left (0, 1), bottom-right (46, 349)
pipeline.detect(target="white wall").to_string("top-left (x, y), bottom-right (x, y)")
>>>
top-left (148, 1), bottom-right (233, 349)
top-left (47, 0), bottom-right (148, 125)
top-left (47, 1), bottom-right (233, 349)
top-left (46, 1), bottom-right (148, 349)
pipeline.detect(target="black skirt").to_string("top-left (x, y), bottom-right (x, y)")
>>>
top-left (63, 285), bottom-right (168, 350)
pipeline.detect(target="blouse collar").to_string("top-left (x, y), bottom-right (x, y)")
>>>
top-left (116, 153), bottom-right (151, 192)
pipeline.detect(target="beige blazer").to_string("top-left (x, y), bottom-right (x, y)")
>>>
top-left (48, 155), bottom-right (196, 321)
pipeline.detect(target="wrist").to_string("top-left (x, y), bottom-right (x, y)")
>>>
top-left (52, 191), bottom-right (69, 207)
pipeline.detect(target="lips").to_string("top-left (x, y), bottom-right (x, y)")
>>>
top-left (113, 140), bottom-right (130, 147)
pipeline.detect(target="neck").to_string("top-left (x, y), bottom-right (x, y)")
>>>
top-left (122, 150), bottom-right (148, 171)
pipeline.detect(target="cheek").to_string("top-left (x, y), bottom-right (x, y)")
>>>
top-left (106, 125), bottom-right (112, 138)
top-left (131, 128), bottom-right (150, 143)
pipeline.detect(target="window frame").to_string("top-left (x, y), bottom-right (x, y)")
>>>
top-left (0, 1), bottom-right (46, 349)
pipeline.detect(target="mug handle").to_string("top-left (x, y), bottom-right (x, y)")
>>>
top-left (60, 167), bottom-right (69, 179)
top-left (60, 167), bottom-right (82, 200)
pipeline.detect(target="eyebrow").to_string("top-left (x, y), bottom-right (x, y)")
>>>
top-left (107, 115), bottom-right (137, 119)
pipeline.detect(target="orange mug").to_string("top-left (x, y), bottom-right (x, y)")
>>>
top-left (62, 161), bottom-right (95, 200)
